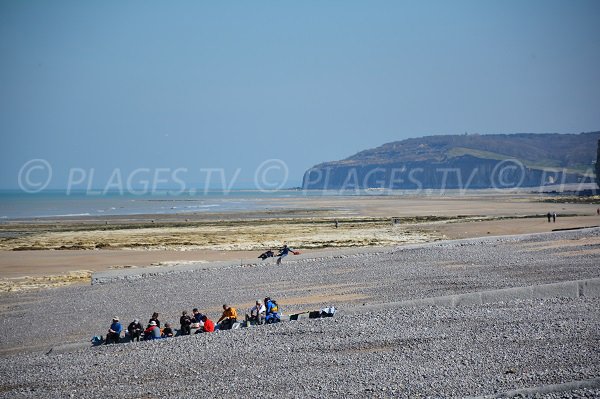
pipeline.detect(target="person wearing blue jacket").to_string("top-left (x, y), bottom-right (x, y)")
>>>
top-left (276, 244), bottom-right (294, 265)
top-left (264, 297), bottom-right (281, 324)
top-left (106, 317), bottom-right (122, 344)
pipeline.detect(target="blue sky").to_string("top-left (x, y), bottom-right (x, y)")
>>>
top-left (1, 0), bottom-right (599, 190)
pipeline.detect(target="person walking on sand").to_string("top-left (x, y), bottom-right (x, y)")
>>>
top-left (547, 212), bottom-right (552, 223)
top-left (553, 212), bottom-right (556, 223)
top-left (276, 244), bottom-right (294, 265)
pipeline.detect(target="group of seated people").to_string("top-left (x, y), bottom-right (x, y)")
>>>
top-left (104, 298), bottom-right (281, 344)
top-left (246, 297), bottom-right (281, 325)
top-left (178, 308), bottom-right (216, 335)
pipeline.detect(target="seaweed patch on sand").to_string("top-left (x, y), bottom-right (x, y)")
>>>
top-left (0, 270), bottom-right (93, 293)
top-left (0, 217), bottom-right (443, 251)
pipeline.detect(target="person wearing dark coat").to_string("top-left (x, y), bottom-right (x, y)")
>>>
top-left (127, 319), bottom-right (143, 342)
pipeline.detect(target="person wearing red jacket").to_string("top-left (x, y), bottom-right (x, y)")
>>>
top-left (200, 315), bottom-right (215, 333)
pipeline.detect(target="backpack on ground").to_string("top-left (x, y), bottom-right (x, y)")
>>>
top-left (91, 335), bottom-right (104, 345)
top-left (320, 306), bottom-right (336, 317)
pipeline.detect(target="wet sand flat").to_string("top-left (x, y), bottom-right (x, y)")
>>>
top-left (0, 192), bottom-right (598, 291)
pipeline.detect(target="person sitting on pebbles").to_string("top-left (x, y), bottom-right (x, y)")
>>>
top-left (106, 316), bottom-right (122, 344)
top-left (264, 297), bottom-right (281, 324)
top-left (148, 312), bottom-right (161, 328)
top-left (161, 322), bottom-right (174, 338)
top-left (127, 318), bottom-right (143, 342)
top-left (217, 304), bottom-right (238, 330)
top-left (195, 315), bottom-right (215, 333)
top-left (179, 311), bottom-right (193, 335)
top-left (246, 300), bottom-right (266, 325)
top-left (192, 308), bottom-right (204, 326)
top-left (144, 320), bottom-right (161, 340)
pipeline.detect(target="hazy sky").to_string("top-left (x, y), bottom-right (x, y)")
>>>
top-left (1, 0), bottom-right (599, 190)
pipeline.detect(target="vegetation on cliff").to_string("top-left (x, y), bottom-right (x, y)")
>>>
top-left (303, 132), bottom-right (599, 189)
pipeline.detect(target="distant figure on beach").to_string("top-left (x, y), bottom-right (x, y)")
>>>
top-left (106, 317), bottom-right (122, 344)
top-left (246, 300), bottom-right (266, 325)
top-left (547, 212), bottom-right (552, 223)
top-left (144, 321), bottom-right (161, 340)
top-left (179, 311), bottom-right (193, 335)
top-left (276, 244), bottom-right (294, 265)
top-left (217, 304), bottom-right (238, 330)
top-left (162, 322), bottom-right (174, 338)
top-left (335, 219), bottom-right (339, 229)
top-left (149, 312), bottom-right (161, 328)
top-left (127, 319), bottom-right (143, 342)
top-left (597, 208), bottom-right (600, 215)
top-left (258, 250), bottom-right (275, 260)
top-left (553, 212), bottom-right (556, 223)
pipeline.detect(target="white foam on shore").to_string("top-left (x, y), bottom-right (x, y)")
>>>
top-left (36, 213), bottom-right (92, 218)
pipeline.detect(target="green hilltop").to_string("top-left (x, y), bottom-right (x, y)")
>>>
top-left (303, 132), bottom-right (599, 190)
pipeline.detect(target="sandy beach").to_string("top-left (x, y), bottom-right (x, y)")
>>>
top-left (0, 192), bottom-right (598, 291)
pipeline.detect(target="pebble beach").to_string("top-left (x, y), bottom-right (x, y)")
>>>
top-left (1, 227), bottom-right (599, 397)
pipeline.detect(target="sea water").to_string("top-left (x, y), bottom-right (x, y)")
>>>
top-left (0, 189), bottom-right (365, 220)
